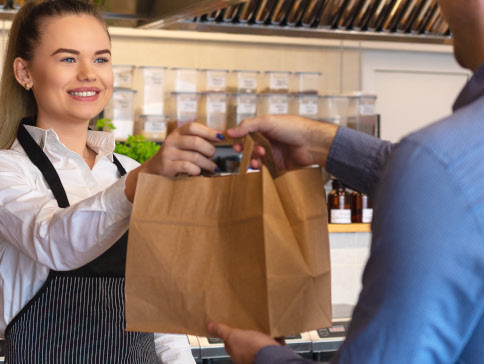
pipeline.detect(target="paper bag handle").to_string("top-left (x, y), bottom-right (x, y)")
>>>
top-left (215, 133), bottom-right (279, 179)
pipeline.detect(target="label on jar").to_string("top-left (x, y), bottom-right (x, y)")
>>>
top-left (237, 95), bottom-right (257, 115)
top-left (270, 74), bottom-right (289, 91)
top-left (362, 208), bottom-right (373, 223)
top-left (299, 97), bottom-right (318, 115)
top-left (178, 95), bottom-right (198, 113)
top-left (145, 121), bottom-right (167, 133)
top-left (359, 104), bottom-right (375, 115)
top-left (207, 74), bottom-right (227, 91)
top-left (239, 75), bottom-right (257, 91)
top-left (207, 100), bottom-right (227, 114)
top-left (330, 209), bottom-right (352, 224)
top-left (269, 95), bottom-right (289, 114)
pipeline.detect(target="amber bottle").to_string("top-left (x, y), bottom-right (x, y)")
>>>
top-left (351, 191), bottom-right (373, 223)
top-left (327, 179), bottom-right (351, 224)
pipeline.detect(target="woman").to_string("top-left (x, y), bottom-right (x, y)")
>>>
top-left (0, 0), bottom-right (222, 363)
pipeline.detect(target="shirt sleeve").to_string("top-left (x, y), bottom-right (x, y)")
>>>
top-left (255, 346), bottom-right (315, 364)
top-left (154, 333), bottom-right (196, 364)
top-left (331, 139), bottom-right (484, 363)
top-left (326, 127), bottom-right (395, 196)
top-left (0, 155), bottom-right (133, 271)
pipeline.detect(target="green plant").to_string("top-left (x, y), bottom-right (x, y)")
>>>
top-left (114, 135), bottom-right (160, 164)
top-left (96, 118), bottom-right (115, 131)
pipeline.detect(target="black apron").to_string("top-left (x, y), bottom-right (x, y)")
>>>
top-left (5, 118), bottom-right (159, 364)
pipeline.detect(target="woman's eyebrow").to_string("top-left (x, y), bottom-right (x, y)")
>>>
top-left (50, 48), bottom-right (111, 56)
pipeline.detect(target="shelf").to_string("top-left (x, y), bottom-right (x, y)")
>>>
top-left (328, 223), bottom-right (371, 233)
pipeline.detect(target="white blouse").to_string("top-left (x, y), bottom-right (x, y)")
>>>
top-left (0, 125), bottom-right (195, 363)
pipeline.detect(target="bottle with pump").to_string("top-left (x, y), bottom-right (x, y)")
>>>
top-left (351, 191), bottom-right (373, 223)
top-left (327, 179), bottom-right (351, 224)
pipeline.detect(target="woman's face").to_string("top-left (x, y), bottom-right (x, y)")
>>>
top-left (27, 14), bottom-right (113, 125)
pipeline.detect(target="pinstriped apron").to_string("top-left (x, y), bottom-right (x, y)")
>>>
top-left (5, 118), bottom-right (159, 364)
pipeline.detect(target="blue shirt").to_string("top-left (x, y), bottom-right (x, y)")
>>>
top-left (255, 63), bottom-right (484, 364)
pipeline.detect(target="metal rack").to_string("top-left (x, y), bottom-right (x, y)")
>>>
top-left (179, 0), bottom-right (452, 45)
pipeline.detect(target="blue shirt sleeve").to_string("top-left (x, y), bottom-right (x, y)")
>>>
top-left (331, 138), bottom-right (484, 363)
top-left (255, 345), bottom-right (315, 364)
top-left (326, 127), bottom-right (395, 197)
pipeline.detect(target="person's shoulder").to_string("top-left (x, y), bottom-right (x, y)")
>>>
top-left (401, 95), bottom-right (484, 167)
top-left (0, 147), bottom-right (31, 171)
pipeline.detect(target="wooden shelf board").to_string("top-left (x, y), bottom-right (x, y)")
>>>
top-left (328, 223), bottom-right (371, 233)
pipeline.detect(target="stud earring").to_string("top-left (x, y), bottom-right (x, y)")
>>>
top-left (25, 83), bottom-right (31, 91)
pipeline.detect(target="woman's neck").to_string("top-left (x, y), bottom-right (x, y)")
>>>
top-left (36, 116), bottom-right (91, 159)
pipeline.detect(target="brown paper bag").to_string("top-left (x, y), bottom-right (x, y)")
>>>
top-left (125, 133), bottom-right (332, 337)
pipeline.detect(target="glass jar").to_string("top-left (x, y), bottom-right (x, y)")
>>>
top-left (200, 69), bottom-right (229, 92)
top-left (138, 66), bottom-right (167, 115)
top-left (351, 191), bottom-right (373, 223)
top-left (230, 93), bottom-right (259, 127)
top-left (112, 65), bottom-right (135, 89)
top-left (200, 92), bottom-right (229, 131)
top-left (171, 91), bottom-right (200, 127)
top-left (291, 94), bottom-right (321, 119)
top-left (327, 179), bottom-right (352, 224)
top-left (169, 67), bottom-right (199, 93)
top-left (319, 95), bottom-right (350, 126)
top-left (231, 70), bottom-right (260, 94)
top-left (258, 93), bottom-right (291, 115)
top-left (292, 71), bottom-right (322, 94)
top-left (135, 114), bottom-right (168, 142)
top-left (261, 71), bottom-right (292, 94)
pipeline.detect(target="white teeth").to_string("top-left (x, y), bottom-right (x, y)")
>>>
top-left (69, 91), bottom-right (97, 97)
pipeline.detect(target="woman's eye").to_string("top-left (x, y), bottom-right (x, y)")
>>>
top-left (61, 57), bottom-right (76, 63)
top-left (94, 57), bottom-right (109, 64)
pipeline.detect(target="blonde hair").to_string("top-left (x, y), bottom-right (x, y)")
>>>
top-left (0, 0), bottom-right (109, 149)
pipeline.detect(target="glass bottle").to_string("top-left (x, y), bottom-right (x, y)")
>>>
top-left (351, 191), bottom-right (373, 223)
top-left (327, 179), bottom-right (352, 224)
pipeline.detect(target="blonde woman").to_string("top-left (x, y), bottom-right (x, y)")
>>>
top-left (0, 0), bottom-right (222, 362)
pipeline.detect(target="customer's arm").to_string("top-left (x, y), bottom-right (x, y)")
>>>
top-left (228, 115), bottom-right (395, 197)
top-left (332, 137), bottom-right (484, 363)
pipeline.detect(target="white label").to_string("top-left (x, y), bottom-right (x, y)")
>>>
top-left (359, 104), bottom-right (376, 115)
top-left (239, 74), bottom-right (257, 90)
top-left (207, 74), bottom-right (227, 91)
top-left (330, 209), bottom-right (352, 224)
top-left (362, 208), bottom-right (373, 223)
top-left (112, 92), bottom-right (135, 121)
top-left (207, 101), bottom-right (227, 114)
top-left (114, 69), bottom-right (133, 88)
top-left (299, 97), bottom-right (318, 115)
top-left (269, 96), bottom-right (289, 114)
top-left (237, 95), bottom-right (257, 115)
top-left (178, 95), bottom-right (198, 113)
top-left (270, 74), bottom-right (289, 90)
top-left (145, 121), bottom-right (167, 133)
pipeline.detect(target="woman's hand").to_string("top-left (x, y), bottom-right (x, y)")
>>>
top-left (124, 122), bottom-right (223, 202)
top-left (227, 114), bottom-right (339, 172)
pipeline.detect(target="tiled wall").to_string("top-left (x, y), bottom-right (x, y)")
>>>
top-left (330, 232), bottom-right (371, 307)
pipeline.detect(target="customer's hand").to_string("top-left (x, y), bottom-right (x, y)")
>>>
top-left (125, 122), bottom-right (222, 202)
top-left (227, 114), bottom-right (338, 172)
top-left (207, 322), bottom-right (280, 364)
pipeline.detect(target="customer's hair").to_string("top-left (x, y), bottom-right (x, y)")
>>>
top-left (0, 0), bottom-right (110, 149)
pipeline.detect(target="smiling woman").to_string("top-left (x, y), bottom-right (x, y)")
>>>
top-left (0, 1), bottom-right (222, 363)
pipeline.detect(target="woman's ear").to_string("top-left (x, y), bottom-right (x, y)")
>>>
top-left (13, 57), bottom-right (33, 90)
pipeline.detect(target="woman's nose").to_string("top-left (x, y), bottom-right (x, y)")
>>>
top-left (78, 61), bottom-right (96, 81)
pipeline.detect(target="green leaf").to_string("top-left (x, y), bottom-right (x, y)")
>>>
top-left (114, 134), bottom-right (160, 164)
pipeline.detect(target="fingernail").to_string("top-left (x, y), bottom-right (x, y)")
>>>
top-left (215, 167), bottom-right (221, 173)
top-left (216, 133), bottom-right (225, 140)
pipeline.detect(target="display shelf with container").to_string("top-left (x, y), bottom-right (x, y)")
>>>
top-left (200, 69), bottom-right (229, 92)
top-left (113, 65), bottom-right (135, 89)
top-left (327, 179), bottom-right (352, 224)
top-left (169, 91), bottom-right (200, 128)
top-left (137, 66), bottom-right (167, 115)
top-left (231, 70), bottom-right (260, 94)
top-left (103, 88), bottom-right (137, 141)
top-left (261, 70), bottom-right (292, 94)
top-left (199, 92), bottom-right (229, 131)
top-left (319, 95), bottom-right (351, 127)
top-left (291, 93), bottom-right (322, 120)
top-left (168, 67), bottom-right (199, 93)
top-left (292, 71), bottom-right (322, 94)
top-left (134, 114), bottom-right (168, 142)
top-left (258, 93), bottom-right (291, 115)
top-left (229, 93), bottom-right (259, 128)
